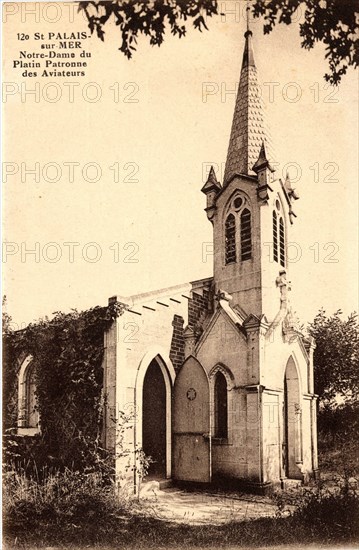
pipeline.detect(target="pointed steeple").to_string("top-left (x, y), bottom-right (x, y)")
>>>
top-left (223, 6), bottom-right (274, 186)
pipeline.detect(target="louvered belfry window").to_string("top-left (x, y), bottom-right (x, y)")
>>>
top-left (273, 210), bottom-right (278, 262)
top-left (240, 208), bottom-right (252, 261)
top-left (279, 217), bottom-right (285, 267)
top-left (225, 214), bottom-right (236, 264)
top-left (224, 196), bottom-right (252, 264)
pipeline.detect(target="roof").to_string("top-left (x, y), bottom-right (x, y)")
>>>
top-left (223, 29), bottom-right (275, 185)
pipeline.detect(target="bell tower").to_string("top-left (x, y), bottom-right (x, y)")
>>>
top-left (202, 10), bottom-right (299, 322)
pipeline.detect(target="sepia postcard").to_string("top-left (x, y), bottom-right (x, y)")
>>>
top-left (2, 1), bottom-right (358, 549)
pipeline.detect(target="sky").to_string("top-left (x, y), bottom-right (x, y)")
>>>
top-left (2, 1), bottom-right (358, 329)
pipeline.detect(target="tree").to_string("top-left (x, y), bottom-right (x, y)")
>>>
top-left (2, 295), bottom-right (13, 336)
top-left (78, 0), bottom-right (358, 84)
top-left (251, 0), bottom-right (358, 85)
top-left (78, 0), bottom-right (218, 58)
top-left (308, 309), bottom-right (359, 406)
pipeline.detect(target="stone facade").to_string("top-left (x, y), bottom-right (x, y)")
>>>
top-left (100, 28), bottom-right (318, 493)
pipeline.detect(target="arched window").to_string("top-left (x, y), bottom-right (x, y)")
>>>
top-left (214, 372), bottom-right (228, 438)
top-left (279, 217), bottom-right (285, 267)
top-left (26, 364), bottom-right (39, 428)
top-left (273, 210), bottom-right (278, 263)
top-left (225, 214), bottom-right (236, 264)
top-left (224, 195), bottom-right (252, 265)
top-left (18, 358), bottom-right (39, 432)
top-left (240, 208), bottom-right (252, 261)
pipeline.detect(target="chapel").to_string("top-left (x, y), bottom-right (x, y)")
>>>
top-left (101, 23), bottom-right (319, 491)
top-left (17, 24), bottom-right (318, 493)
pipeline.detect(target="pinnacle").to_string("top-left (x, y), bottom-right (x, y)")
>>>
top-left (201, 165), bottom-right (221, 194)
top-left (207, 166), bottom-right (218, 185)
top-left (252, 141), bottom-right (274, 173)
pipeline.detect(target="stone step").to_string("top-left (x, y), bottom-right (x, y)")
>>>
top-left (140, 478), bottom-right (173, 495)
top-left (281, 478), bottom-right (302, 490)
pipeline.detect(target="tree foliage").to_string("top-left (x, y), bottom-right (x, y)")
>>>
top-left (78, 0), bottom-right (218, 58)
top-left (252, 0), bottom-right (359, 84)
top-left (309, 309), bottom-right (359, 406)
top-left (2, 295), bottom-right (12, 336)
top-left (78, 0), bottom-right (358, 84)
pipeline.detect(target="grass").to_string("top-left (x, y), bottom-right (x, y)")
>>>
top-left (3, 465), bottom-right (359, 549)
top-left (4, 511), bottom-right (359, 549)
top-left (4, 426), bottom-right (359, 550)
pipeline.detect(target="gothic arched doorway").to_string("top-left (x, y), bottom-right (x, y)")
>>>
top-left (142, 359), bottom-right (167, 478)
top-left (283, 357), bottom-right (303, 479)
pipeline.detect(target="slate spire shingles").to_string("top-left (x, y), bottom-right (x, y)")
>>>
top-left (223, 26), bottom-right (275, 186)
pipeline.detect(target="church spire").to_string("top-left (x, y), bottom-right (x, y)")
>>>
top-left (242, 2), bottom-right (255, 70)
top-left (223, 3), bottom-right (274, 186)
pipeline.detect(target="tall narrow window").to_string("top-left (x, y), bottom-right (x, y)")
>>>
top-left (273, 211), bottom-right (278, 263)
top-left (18, 357), bottom-right (40, 434)
top-left (26, 364), bottom-right (39, 428)
top-left (279, 217), bottom-right (285, 267)
top-left (225, 214), bottom-right (236, 264)
top-left (214, 372), bottom-right (228, 438)
top-left (240, 208), bottom-right (252, 261)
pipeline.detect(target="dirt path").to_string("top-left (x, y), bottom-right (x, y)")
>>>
top-left (140, 483), bottom-right (279, 525)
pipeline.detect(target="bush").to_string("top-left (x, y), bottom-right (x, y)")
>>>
top-left (318, 402), bottom-right (359, 476)
top-left (3, 466), bottom-right (132, 534)
top-left (273, 475), bottom-right (359, 544)
top-left (3, 303), bottom-right (124, 470)
top-left (3, 432), bottom-right (117, 487)
top-left (318, 401), bottom-right (359, 442)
